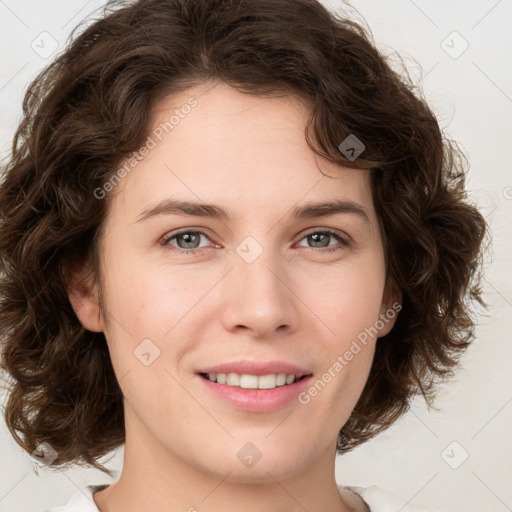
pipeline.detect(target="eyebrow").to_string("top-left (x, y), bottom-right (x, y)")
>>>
top-left (135, 198), bottom-right (371, 226)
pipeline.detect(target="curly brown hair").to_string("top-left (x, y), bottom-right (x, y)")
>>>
top-left (0, 0), bottom-right (488, 477)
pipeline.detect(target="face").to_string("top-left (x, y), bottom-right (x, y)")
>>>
top-left (70, 80), bottom-right (400, 484)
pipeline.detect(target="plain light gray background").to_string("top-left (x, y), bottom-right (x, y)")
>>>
top-left (0, 1), bottom-right (511, 511)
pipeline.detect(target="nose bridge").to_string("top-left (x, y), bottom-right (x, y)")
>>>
top-left (221, 233), bottom-right (298, 334)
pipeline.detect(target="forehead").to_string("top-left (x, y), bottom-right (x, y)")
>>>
top-left (111, 81), bottom-right (375, 223)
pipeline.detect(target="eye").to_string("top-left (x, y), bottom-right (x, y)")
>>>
top-left (295, 229), bottom-right (349, 253)
top-left (161, 230), bottom-right (214, 254)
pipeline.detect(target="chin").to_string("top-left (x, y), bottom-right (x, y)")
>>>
top-left (218, 464), bottom-right (301, 485)
top-left (208, 446), bottom-right (309, 484)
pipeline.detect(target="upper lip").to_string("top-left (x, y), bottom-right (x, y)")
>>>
top-left (196, 361), bottom-right (312, 378)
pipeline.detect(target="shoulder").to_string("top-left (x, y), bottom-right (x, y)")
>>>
top-left (39, 483), bottom-right (453, 512)
top-left (339, 483), bottom-right (455, 512)
top-left (37, 484), bottom-right (106, 512)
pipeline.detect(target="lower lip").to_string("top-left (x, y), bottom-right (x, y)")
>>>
top-left (196, 374), bottom-right (313, 412)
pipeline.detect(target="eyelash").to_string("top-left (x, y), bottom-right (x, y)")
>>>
top-left (160, 228), bottom-right (350, 255)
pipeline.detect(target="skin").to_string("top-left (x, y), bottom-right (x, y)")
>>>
top-left (68, 80), bottom-right (401, 512)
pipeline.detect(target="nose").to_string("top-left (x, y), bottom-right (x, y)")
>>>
top-left (220, 244), bottom-right (301, 338)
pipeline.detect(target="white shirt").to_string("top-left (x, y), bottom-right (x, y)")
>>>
top-left (40, 483), bottom-right (451, 512)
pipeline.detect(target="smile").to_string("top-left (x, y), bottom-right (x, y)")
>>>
top-left (197, 372), bottom-right (314, 412)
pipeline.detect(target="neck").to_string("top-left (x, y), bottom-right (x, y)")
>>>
top-left (93, 405), bottom-right (363, 512)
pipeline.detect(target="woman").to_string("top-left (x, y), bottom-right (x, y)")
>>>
top-left (0, 0), bottom-right (487, 510)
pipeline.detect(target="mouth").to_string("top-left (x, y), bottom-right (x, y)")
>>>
top-left (194, 360), bottom-right (314, 411)
top-left (196, 370), bottom-right (314, 412)
top-left (198, 371), bottom-right (312, 390)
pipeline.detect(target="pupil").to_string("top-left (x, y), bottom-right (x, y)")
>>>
top-left (180, 232), bottom-right (199, 248)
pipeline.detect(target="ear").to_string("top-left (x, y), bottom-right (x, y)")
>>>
top-left (65, 259), bottom-right (104, 333)
top-left (376, 275), bottom-right (402, 338)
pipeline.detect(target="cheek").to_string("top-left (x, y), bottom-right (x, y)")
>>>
top-left (294, 256), bottom-right (386, 342)
top-left (292, 256), bottom-right (384, 411)
top-left (99, 253), bottom-right (224, 391)
top-left (101, 252), bottom-right (202, 335)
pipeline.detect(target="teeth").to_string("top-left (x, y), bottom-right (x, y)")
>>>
top-left (204, 372), bottom-right (299, 389)
top-left (240, 374), bottom-right (258, 388)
